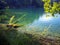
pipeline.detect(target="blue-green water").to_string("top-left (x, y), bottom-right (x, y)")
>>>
top-left (9, 8), bottom-right (60, 34)
top-left (9, 8), bottom-right (43, 24)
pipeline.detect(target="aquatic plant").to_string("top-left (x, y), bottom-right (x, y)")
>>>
top-left (8, 16), bottom-right (15, 24)
top-left (0, 22), bottom-right (60, 45)
top-left (7, 14), bottom-right (27, 28)
top-left (13, 14), bottom-right (26, 24)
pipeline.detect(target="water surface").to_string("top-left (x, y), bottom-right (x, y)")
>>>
top-left (9, 8), bottom-right (60, 35)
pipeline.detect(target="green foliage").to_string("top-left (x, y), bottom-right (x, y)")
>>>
top-left (42, 0), bottom-right (60, 16)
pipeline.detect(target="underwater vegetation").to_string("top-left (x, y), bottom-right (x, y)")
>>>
top-left (0, 24), bottom-right (60, 45)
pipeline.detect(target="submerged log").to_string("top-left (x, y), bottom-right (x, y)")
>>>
top-left (0, 24), bottom-right (23, 31)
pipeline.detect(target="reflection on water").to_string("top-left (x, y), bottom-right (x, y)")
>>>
top-left (39, 13), bottom-right (53, 22)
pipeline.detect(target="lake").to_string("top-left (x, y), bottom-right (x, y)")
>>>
top-left (9, 8), bottom-right (60, 36)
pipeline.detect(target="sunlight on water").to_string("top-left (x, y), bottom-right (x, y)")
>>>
top-left (39, 13), bottom-right (53, 22)
top-left (17, 12), bottom-right (60, 38)
top-left (27, 13), bottom-right (60, 32)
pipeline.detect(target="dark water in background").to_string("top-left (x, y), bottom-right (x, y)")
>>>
top-left (9, 8), bottom-right (60, 34)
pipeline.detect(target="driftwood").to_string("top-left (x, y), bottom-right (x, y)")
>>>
top-left (0, 24), bottom-right (23, 29)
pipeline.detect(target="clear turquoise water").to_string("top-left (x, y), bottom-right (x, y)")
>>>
top-left (9, 8), bottom-right (60, 34)
top-left (9, 8), bottom-right (43, 24)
